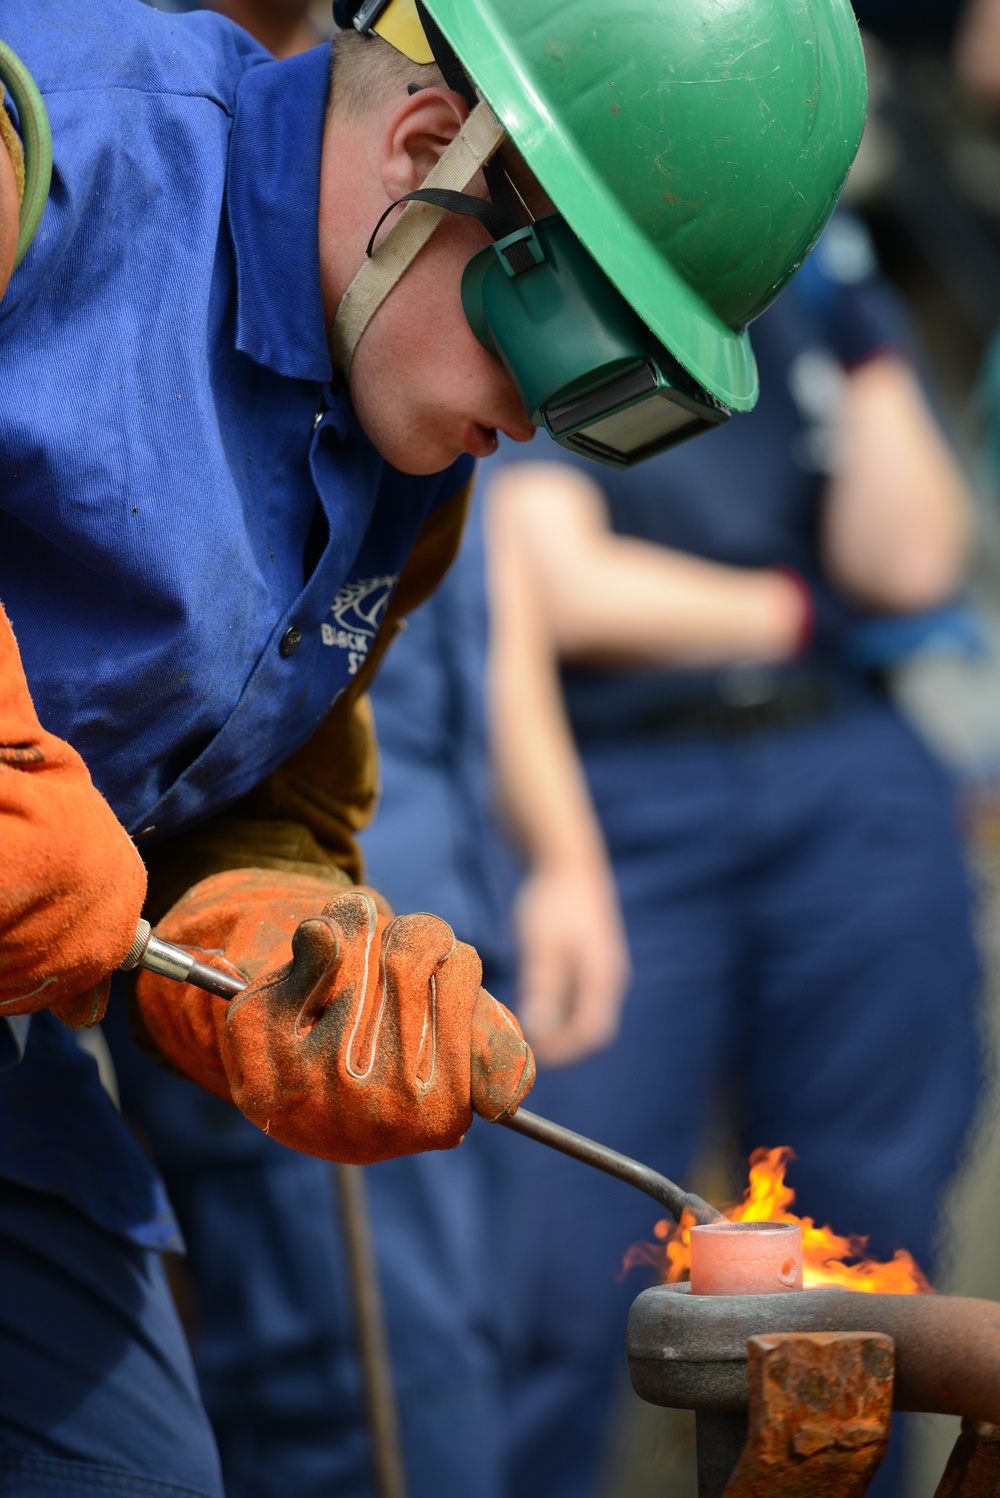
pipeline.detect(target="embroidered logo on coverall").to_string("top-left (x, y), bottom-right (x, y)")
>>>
top-left (322, 575), bottom-right (398, 675)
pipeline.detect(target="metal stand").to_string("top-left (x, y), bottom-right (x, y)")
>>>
top-left (935, 1420), bottom-right (1000, 1497)
top-left (695, 1412), bottom-right (747, 1497)
top-left (334, 1162), bottom-right (409, 1498)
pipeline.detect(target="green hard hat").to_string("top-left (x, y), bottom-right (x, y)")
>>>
top-left (419, 0), bottom-right (867, 412)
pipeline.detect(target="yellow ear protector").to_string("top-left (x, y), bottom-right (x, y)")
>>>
top-left (342, 0), bottom-right (435, 63)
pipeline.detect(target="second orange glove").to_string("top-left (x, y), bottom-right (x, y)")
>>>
top-left (0, 606), bottom-right (147, 1028)
top-left (135, 869), bottom-right (535, 1164)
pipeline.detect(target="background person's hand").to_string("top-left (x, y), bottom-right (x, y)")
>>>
top-left (513, 858), bottom-right (630, 1069)
top-left (956, 0), bottom-right (1000, 103)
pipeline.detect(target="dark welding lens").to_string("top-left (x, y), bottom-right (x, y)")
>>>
top-left (462, 214), bottom-right (733, 468)
top-left (568, 395), bottom-right (709, 464)
top-left (545, 361), bottom-right (726, 467)
top-left (546, 365), bottom-right (658, 437)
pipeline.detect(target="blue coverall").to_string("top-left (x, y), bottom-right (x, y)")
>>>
top-left (103, 498), bottom-right (516, 1498)
top-left (0, 6), bottom-right (470, 1494)
top-left (480, 217), bottom-right (983, 1498)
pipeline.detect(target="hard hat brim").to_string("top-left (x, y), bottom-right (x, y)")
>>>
top-left (423, 0), bottom-right (868, 416)
top-left (422, 0), bottom-right (760, 411)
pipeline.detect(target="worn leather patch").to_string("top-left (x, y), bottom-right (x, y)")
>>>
top-left (0, 744), bottom-right (44, 766)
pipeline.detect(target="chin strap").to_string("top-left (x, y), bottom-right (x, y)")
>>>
top-left (330, 100), bottom-right (505, 375)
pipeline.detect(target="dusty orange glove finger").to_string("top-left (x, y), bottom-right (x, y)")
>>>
top-left (135, 873), bottom-right (535, 1163)
top-left (470, 988), bottom-right (535, 1122)
top-left (0, 607), bottom-right (147, 1025)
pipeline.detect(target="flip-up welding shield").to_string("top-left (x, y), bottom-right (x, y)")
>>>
top-left (461, 215), bottom-right (732, 468)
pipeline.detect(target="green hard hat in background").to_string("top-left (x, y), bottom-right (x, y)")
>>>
top-left (419, 0), bottom-right (867, 413)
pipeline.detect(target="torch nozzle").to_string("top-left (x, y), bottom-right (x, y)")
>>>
top-left (499, 1106), bottom-right (723, 1226)
top-left (119, 919), bottom-right (247, 1000)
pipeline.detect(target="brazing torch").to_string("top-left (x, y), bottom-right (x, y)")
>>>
top-left (121, 919), bottom-right (721, 1227)
top-left (120, 920), bottom-right (721, 1498)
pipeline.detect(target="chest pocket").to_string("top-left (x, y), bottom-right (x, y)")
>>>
top-left (142, 482), bottom-right (474, 905)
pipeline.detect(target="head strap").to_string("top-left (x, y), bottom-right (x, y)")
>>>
top-left (330, 100), bottom-right (505, 374)
top-left (410, 0), bottom-right (523, 237)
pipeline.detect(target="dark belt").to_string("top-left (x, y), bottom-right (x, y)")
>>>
top-left (636, 670), bottom-right (835, 738)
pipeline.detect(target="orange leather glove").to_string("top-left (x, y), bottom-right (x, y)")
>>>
top-left (135, 869), bottom-right (535, 1164)
top-left (0, 606), bottom-right (148, 1027)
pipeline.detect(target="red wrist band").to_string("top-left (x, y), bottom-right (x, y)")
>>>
top-left (773, 566), bottom-right (815, 656)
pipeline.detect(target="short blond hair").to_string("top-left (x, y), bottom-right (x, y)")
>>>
top-left (329, 28), bottom-right (444, 115)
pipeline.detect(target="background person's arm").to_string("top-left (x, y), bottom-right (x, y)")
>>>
top-left (486, 463), bottom-right (808, 670)
top-left (485, 483), bottom-right (630, 1068)
top-left (820, 355), bottom-right (972, 611)
top-left (489, 355), bottom-right (972, 675)
top-left (956, 0), bottom-right (1000, 102)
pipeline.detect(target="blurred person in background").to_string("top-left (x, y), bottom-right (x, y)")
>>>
top-left (955, 0), bottom-right (1000, 99)
top-left (145, 0), bottom-right (323, 55)
top-left (481, 214), bottom-right (982, 1498)
top-left (357, 492), bottom-right (628, 1496)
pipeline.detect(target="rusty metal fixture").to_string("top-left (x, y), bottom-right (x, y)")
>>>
top-left (935, 1421), bottom-right (1000, 1498)
top-left (721, 1332), bottom-right (893, 1497)
top-left (627, 1283), bottom-right (1000, 1425)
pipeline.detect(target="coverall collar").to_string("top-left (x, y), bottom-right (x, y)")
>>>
top-left (227, 43), bottom-right (334, 384)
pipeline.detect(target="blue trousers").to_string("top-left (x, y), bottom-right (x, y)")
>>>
top-left (0, 1178), bottom-right (222, 1498)
top-left (103, 1009), bottom-right (508, 1498)
top-left (485, 695), bottom-right (982, 1498)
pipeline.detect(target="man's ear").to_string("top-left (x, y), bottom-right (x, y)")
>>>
top-left (379, 87), bottom-right (469, 202)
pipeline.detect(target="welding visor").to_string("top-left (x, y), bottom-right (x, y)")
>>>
top-left (334, 0), bottom-right (734, 466)
top-left (461, 214), bottom-right (732, 469)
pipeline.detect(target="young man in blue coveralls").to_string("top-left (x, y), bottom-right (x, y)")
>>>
top-left (99, 496), bottom-right (521, 1498)
top-left (0, 2), bottom-right (867, 1495)
top-left (482, 215), bottom-right (982, 1498)
top-left (0, 5), bottom-right (549, 1494)
top-left (100, 8), bottom-right (512, 1496)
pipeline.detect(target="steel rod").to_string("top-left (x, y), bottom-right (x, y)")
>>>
top-left (500, 1107), bottom-right (722, 1226)
top-left (334, 1162), bottom-right (409, 1498)
top-left (696, 1411), bottom-right (747, 1498)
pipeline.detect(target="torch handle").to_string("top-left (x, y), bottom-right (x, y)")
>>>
top-left (120, 926), bottom-right (720, 1228)
top-left (120, 921), bottom-right (248, 1000)
top-left (500, 1107), bottom-right (722, 1226)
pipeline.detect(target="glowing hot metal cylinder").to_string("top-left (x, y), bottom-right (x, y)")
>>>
top-left (690, 1221), bottom-right (803, 1296)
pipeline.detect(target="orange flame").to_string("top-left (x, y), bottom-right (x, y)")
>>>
top-left (624, 1147), bottom-right (931, 1294)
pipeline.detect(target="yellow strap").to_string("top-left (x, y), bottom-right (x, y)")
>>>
top-left (372, 0), bottom-right (435, 65)
top-left (329, 100), bottom-right (505, 374)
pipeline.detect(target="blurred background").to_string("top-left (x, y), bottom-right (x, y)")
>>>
top-left (603, 3), bottom-right (1000, 1491)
